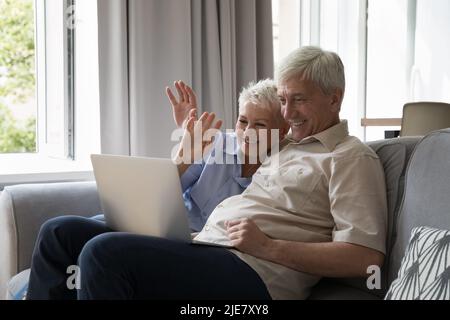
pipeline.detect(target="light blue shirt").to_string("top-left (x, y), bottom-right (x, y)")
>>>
top-left (180, 132), bottom-right (252, 232)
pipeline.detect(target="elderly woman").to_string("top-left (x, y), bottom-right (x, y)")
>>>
top-left (166, 79), bottom-right (289, 231)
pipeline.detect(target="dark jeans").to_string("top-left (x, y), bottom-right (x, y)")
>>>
top-left (26, 216), bottom-right (271, 300)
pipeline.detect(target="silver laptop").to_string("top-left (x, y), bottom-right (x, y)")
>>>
top-left (90, 154), bottom-right (231, 248)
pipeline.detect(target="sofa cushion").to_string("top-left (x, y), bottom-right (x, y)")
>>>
top-left (367, 137), bottom-right (421, 294)
top-left (0, 181), bottom-right (101, 298)
top-left (388, 129), bottom-right (450, 286)
top-left (308, 278), bottom-right (380, 300)
top-left (385, 226), bottom-right (450, 300)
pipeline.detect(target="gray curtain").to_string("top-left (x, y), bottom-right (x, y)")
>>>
top-left (98, 0), bottom-right (274, 157)
top-left (97, 0), bottom-right (130, 155)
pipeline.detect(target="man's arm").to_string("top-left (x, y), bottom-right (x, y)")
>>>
top-left (226, 218), bottom-right (384, 278)
top-left (265, 239), bottom-right (384, 277)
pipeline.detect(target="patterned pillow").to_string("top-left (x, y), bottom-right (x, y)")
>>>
top-left (385, 226), bottom-right (450, 300)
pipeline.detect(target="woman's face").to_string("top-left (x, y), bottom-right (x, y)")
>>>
top-left (235, 102), bottom-right (288, 162)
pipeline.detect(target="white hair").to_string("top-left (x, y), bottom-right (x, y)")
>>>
top-left (238, 79), bottom-right (284, 124)
top-left (275, 46), bottom-right (345, 95)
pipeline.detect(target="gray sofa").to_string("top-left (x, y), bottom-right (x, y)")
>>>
top-left (1, 129), bottom-right (450, 299)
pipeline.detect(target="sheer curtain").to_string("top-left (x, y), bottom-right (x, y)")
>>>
top-left (98, 0), bottom-right (273, 157)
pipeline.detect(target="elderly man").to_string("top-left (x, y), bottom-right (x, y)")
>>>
top-left (29, 46), bottom-right (387, 300)
top-left (192, 46), bottom-right (387, 299)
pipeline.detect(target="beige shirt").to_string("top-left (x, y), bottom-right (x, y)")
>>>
top-left (194, 121), bottom-right (388, 300)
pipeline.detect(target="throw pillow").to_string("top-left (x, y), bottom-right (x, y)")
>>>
top-left (385, 226), bottom-right (450, 300)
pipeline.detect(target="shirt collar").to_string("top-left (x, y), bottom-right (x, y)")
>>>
top-left (285, 120), bottom-right (349, 152)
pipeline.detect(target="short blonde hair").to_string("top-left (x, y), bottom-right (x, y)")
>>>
top-left (276, 46), bottom-right (345, 95)
top-left (238, 79), bottom-right (284, 125)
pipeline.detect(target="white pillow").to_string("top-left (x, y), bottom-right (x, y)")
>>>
top-left (385, 226), bottom-right (450, 300)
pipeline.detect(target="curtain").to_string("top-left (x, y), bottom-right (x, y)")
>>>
top-left (98, 0), bottom-right (274, 157)
top-left (97, 0), bottom-right (130, 155)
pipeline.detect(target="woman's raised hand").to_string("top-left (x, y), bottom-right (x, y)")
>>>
top-left (166, 81), bottom-right (198, 128)
top-left (178, 112), bottom-right (223, 164)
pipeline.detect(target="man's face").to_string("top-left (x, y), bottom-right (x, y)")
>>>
top-left (277, 77), bottom-right (341, 142)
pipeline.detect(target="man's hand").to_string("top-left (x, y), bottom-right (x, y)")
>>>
top-left (225, 218), bottom-right (385, 278)
top-left (226, 218), bottom-right (272, 258)
top-left (166, 81), bottom-right (198, 128)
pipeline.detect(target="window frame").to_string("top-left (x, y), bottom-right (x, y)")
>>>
top-left (36, 0), bottom-right (75, 159)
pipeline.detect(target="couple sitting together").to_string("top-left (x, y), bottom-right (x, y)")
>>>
top-left (27, 46), bottom-right (388, 300)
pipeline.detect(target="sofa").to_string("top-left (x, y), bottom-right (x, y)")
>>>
top-left (1, 128), bottom-right (449, 300)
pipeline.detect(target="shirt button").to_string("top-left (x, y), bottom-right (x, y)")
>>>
top-left (205, 224), bottom-right (210, 231)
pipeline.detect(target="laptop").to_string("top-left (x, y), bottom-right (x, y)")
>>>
top-left (90, 154), bottom-right (232, 248)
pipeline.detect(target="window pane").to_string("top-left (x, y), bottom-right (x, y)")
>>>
top-left (74, 0), bottom-right (101, 161)
top-left (272, 0), bottom-right (300, 69)
top-left (45, 0), bottom-right (67, 146)
top-left (366, 0), bottom-right (408, 140)
top-left (0, 0), bottom-right (36, 153)
top-left (367, 0), bottom-right (409, 119)
top-left (320, 0), bottom-right (339, 52)
top-left (414, 0), bottom-right (450, 102)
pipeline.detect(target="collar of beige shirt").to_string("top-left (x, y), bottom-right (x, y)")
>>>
top-left (285, 120), bottom-right (349, 152)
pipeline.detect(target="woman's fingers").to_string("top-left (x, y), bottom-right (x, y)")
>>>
top-left (174, 81), bottom-right (184, 102)
top-left (166, 87), bottom-right (178, 106)
top-left (188, 108), bottom-right (197, 120)
top-left (196, 112), bottom-right (209, 125)
top-left (179, 81), bottom-right (190, 104)
top-left (202, 113), bottom-right (216, 131)
top-left (186, 116), bottom-right (195, 132)
top-left (213, 119), bottom-right (223, 131)
top-left (185, 84), bottom-right (197, 108)
top-left (191, 112), bottom-right (223, 149)
top-left (203, 119), bottom-right (222, 146)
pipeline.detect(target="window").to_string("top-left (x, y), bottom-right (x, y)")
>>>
top-left (39, 0), bottom-right (100, 162)
top-left (0, 0), bottom-right (37, 154)
top-left (0, 0), bottom-right (100, 183)
top-left (273, 0), bottom-right (450, 141)
top-left (413, 0), bottom-right (450, 102)
top-left (38, 0), bottom-right (75, 158)
top-left (272, 0), bottom-right (301, 69)
top-left (365, 0), bottom-right (450, 140)
top-left (272, 0), bottom-right (366, 140)
top-left (365, 0), bottom-right (411, 141)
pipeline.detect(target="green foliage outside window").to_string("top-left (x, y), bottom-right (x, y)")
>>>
top-left (0, 0), bottom-right (36, 153)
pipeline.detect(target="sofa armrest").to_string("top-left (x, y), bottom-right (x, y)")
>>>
top-left (0, 181), bottom-right (101, 297)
